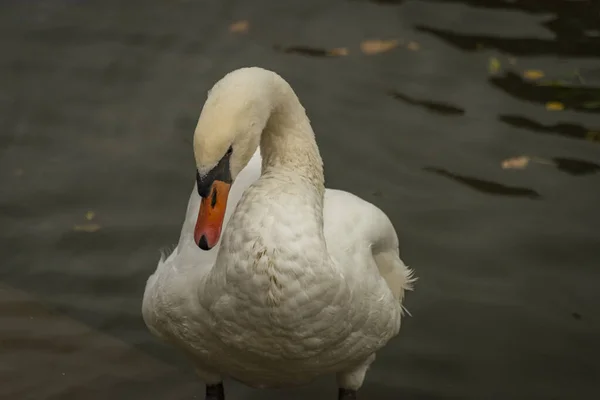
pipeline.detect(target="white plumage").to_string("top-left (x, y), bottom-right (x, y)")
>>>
top-left (142, 67), bottom-right (414, 396)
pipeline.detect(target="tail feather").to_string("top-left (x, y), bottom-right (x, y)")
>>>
top-left (374, 251), bottom-right (416, 304)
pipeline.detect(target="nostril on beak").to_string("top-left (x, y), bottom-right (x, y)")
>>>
top-left (198, 235), bottom-right (211, 251)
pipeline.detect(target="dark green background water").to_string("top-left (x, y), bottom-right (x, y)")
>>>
top-left (1, 0), bottom-right (599, 399)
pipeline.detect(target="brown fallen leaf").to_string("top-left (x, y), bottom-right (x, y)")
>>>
top-left (73, 223), bottom-right (101, 233)
top-left (360, 39), bottom-right (399, 55)
top-left (85, 211), bottom-right (95, 221)
top-left (502, 156), bottom-right (531, 170)
top-left (545, 101), bottom-right (565, 111)
top-left (523, 70), bottom-right (544, 80)
top-left (229, 20), bottom-right (249, 34)
top-left (328, 47), bottom-right (349, 56)
top-left (406, 41), bottom-right (420, 51)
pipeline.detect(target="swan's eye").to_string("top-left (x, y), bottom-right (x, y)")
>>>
top-left (226, 146), bottom-right (233, 156)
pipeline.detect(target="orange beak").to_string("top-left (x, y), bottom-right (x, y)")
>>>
top-left (194, 180), bottom-right (231, 250)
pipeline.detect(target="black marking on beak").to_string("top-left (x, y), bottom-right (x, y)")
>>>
top-left (196, 146), bottom-right (233, 198)
top-left (198, 235), bottom-right (210, 251)
top-left (211, 187), bottom-right (218, 208)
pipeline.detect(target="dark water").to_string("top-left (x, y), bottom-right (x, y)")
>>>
top-left (1, 0), bottom-right (600, 399)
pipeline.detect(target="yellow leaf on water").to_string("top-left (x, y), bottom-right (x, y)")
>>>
top-left (501, 156), bottom-right (531, 170)
top-left (85, 211), bottom-right (95, 221)
top-left (73, 223), bottom-right (101, 233)
top-left (489, 57), bottom-right (501, 74)
top-left (406, 41), bottom-right (420, 51)
top-left (328, 47), bottom-right (349, 56)
top-left (545, 102), bottom-right (565, 111)
top-left (229, 20), bottom-right (249, 33)
top-left (360, 39), bottom-right (399, 55)
top-left (523, 70), bottom-right (544, 80)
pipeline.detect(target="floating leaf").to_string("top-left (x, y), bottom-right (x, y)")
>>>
top-left (489, 57), bottom-right (501, 74)
top-left (502, 156), bottom-right (531, 170)
top-left (406, 41), bottom-right (420, 51)
top-left (73, 223), bottom-right (101, 233)
top-left (85, 211), bottom-right (95, 221)
top-left (545, 101), bottom-right (565, 111)
top-left (523, 70), bottom-right (544, 80)
top-left (360, 39), bottom-right (400, 55)
top-left (229, 20), bottom-right (249, 34)
top-left (328, 47), bottom-right (349, 56)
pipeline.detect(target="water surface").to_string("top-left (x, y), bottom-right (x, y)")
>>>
top-left (1, 0), bottom-right (599, 399)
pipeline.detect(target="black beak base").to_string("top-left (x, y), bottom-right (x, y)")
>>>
top-left (196, 148), bottom-right (233, 197)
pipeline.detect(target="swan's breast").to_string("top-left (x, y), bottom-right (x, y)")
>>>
top-left (209, 238), bottom-right (353, 358)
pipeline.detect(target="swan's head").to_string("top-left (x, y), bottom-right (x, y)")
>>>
top-left (191, 68), bottom-right (275, 250)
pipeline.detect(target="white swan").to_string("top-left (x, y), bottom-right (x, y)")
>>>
top-left (142, 67), bottom-right (415, 400)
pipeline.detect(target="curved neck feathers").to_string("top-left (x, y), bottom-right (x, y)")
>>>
top-left (219, 71), bottom-right (330, 266)
top-left (258, 75), bottom-right (325, 197)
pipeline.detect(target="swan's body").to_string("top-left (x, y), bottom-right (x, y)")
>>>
top-left (142, 67), bottom-right (414, 399)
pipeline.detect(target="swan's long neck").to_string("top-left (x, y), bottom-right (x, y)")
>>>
top-left (218, 70), bottom-right (329, 269)
top-left (259, 78), bottom-right (324, 197)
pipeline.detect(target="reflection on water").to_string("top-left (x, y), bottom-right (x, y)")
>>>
top-left (423, 167), bottom-right (541, 198)
top-left (416, 0), bottom-right (600, 38)
top-left (272, 45), bottom-right (346, 58)
top-left (415, 0), bottom-right (600, 57)
top-left (352, 0), bottom-right (406, 5)
top-left (490, 72), bottom-right (600, 113)
top-left (388, 90), bottom-right (465, 116)
top-left (415, 23), bottom-right (600, 57)
top-left (552, 157), bottom-right (600, 176)
top-left (499, 115), bottom-right (600, 144)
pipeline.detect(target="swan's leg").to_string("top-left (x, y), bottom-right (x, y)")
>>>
top-left (338, 388), bottom-right (357, 400)
top-left (206, 383), bottom-right (224, 400)
top-left (195, 366), bottom-right (224, 400)
top-left (336, 354), bottom-right (375, 400)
